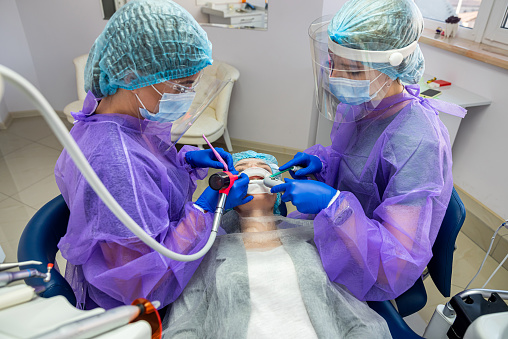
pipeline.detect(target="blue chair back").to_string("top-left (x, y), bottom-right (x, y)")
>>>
top-left (17, 195), bottom-right (76, 306)
top-left (427, 188), bottom-right (466, 297)
top-left (369, 187), bottom-right (466, 337)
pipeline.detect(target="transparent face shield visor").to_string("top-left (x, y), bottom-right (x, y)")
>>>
top-left (308, 16), bottom-right (418, 123)
top-left (138, 71), bottom-right (230, 150)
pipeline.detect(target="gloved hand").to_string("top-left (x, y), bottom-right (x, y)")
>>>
top-left (185, 148), bottom-right (235, 171)
top-left (271, 179), bottom-right (337, 214)
top-left (279, 152), bottom-right (322, 179)
top-left (195, 173), bottom-right (253, 213)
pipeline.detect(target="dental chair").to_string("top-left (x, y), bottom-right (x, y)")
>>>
top-left (368, 187), bottom-right (466, 338)
top-left (176, 61), bottom-right (239, 152)
top-left (63, 54), bottom-right (88, 124)
top-left (17, 195), bottom-right (76, 306)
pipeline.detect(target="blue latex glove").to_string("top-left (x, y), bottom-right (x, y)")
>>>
top-left (185, 148), bottom-right (235, 171)
top-left (279, 152), bottom-right (322, 179)
top-left (195, 173), bottom-right (253, 213)
top-left (271, 179), bottom-right (337, 214)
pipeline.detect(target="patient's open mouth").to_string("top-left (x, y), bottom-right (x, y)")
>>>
top-left (249, 176), bottom-right (264, 180)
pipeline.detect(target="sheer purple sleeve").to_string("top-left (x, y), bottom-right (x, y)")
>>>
top-left (177, 145), bottom-right (209, 181)
top-left (57, 138), bottom-right (214, 309)
top-left (303, 144), bottom-right (332, 182)
top-left (81, 202), bottom-right (213, 307)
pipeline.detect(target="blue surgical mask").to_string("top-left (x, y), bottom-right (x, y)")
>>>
top-left (329, 73), bottom-right (384, 105)
top-left (136, 86), bottom-right (196, 123)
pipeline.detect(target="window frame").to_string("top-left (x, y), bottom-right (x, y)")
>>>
top-left (420, 0), bottom-right (497, 43)
top-left (482, 0), bottom-right (508, 47)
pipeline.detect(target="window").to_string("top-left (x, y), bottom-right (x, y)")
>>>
top-left (415, 0), bottom-right (483, 28)
top-left (415, 0), bottom-right (508, 49)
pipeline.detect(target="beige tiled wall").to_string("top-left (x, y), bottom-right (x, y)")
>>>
top-left (455, 185), bottom-right (508, 271)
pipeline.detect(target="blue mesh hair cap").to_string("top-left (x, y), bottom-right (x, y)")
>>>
top-left (233, 150), bottom-right (279, 173)
top-left (85, 0), bottom-right (213, 98)
top-left (328, 0), bottom-right (425, 84)
top-left (232, 150), bottom-right (282, 215)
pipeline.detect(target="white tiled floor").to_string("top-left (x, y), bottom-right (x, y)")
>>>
top-left (0, 116), bottom-right (70, 265)
top-left (1, 116), bottom-right (507, 333)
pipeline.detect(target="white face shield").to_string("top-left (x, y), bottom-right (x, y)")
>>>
top-left (309, 16), bottom-right (418, 123)
top-left (166, 73), bottom-right (230, 150)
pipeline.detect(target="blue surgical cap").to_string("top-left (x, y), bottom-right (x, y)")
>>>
top-left (233, 150), bottom-right (282, 215)
top-left (85, 0), bottom-right (213, 98)
top-left (328, 0), bottom-right (425, 84)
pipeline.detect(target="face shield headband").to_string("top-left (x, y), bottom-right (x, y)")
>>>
top-left (309, 16), bottom-right (420, 123)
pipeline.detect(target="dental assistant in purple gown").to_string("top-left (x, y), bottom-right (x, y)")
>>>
top-left (272, 0), bottom-right (467, 301)
top-left (54, 0), bottom-right (251, 310)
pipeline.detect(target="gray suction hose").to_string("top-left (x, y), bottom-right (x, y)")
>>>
top-left (0, 65), bottom-right (216, 262)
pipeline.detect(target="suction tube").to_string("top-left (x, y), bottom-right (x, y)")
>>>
top-left (0, 65), bottom-right (218, 262)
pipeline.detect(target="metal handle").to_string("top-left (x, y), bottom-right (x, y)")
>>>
top-left (212, 193), bottom-right (228, 233)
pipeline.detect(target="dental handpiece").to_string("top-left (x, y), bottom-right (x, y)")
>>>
top-left (0, 264), bottom-right (53, 287)
top-left (0, 260), bottom-right (42, 272)
top-left (269, 166), bottom-right (304, 178)
top-left (34, 304), bottom-right (145, 339)
top-left (263, 176), bottom-right (284, 188)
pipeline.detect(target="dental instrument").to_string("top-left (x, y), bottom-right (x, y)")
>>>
top-left (0, 264), bottom-right (53, 287)
top-left (34, 298), bottom-right (161, 339)
top-left (269, 166), bottom-right (303, 178)
top-left (263, 176), bottom-right (285, 188)
top-left (0, 261), bottom-right (42, 272)
top-left (0, 64), bottom-right (224, 262)
top-left (202, 134), bottom-right (228, 171)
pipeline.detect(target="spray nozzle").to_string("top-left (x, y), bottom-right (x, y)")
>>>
top-left (43, 263), bottom-right (53, 282)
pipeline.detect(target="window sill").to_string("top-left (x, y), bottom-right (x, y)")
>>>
top-left (419, 28), bottom-right (508, 71)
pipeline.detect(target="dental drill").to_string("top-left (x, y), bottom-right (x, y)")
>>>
top-left (0, 264), bottom-right (53, 287)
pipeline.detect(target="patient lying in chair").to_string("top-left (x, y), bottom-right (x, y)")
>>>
top-left (162, 151), bottom-right (391, 339)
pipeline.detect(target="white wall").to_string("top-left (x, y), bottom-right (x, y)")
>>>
top-left (322, 0), bottom-right (346, 16)
top-left (201, 0), bottom-right (323, 150)
top-left (0, 0), bottom-right (41, 113)
top-left (14, 1), bottom-right (107, 111)
top-left (420, 44), bottom-right (508, 219)
top-left (176, 0), bottom-right (208, 23)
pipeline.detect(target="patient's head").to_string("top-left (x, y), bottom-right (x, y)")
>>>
top-left (232, 151), bottom-right (281, 217)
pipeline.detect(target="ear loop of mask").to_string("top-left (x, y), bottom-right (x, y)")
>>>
top-left (134, 85), bottom-right (164, 115)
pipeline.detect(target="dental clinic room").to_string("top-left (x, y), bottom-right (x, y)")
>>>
top-left (1, 0), bottom-right (508, 338)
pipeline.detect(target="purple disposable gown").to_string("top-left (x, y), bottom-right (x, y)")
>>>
top-left (307, 85), bottom-right (466, 301)
top-left (55, 93), bottom-right (214, 309)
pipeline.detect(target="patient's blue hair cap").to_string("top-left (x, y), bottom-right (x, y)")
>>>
top-left (232, 150), bottom-right (282, 215)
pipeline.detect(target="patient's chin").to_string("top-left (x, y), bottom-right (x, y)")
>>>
top-left (238, 193), bottom-right (276, 211)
